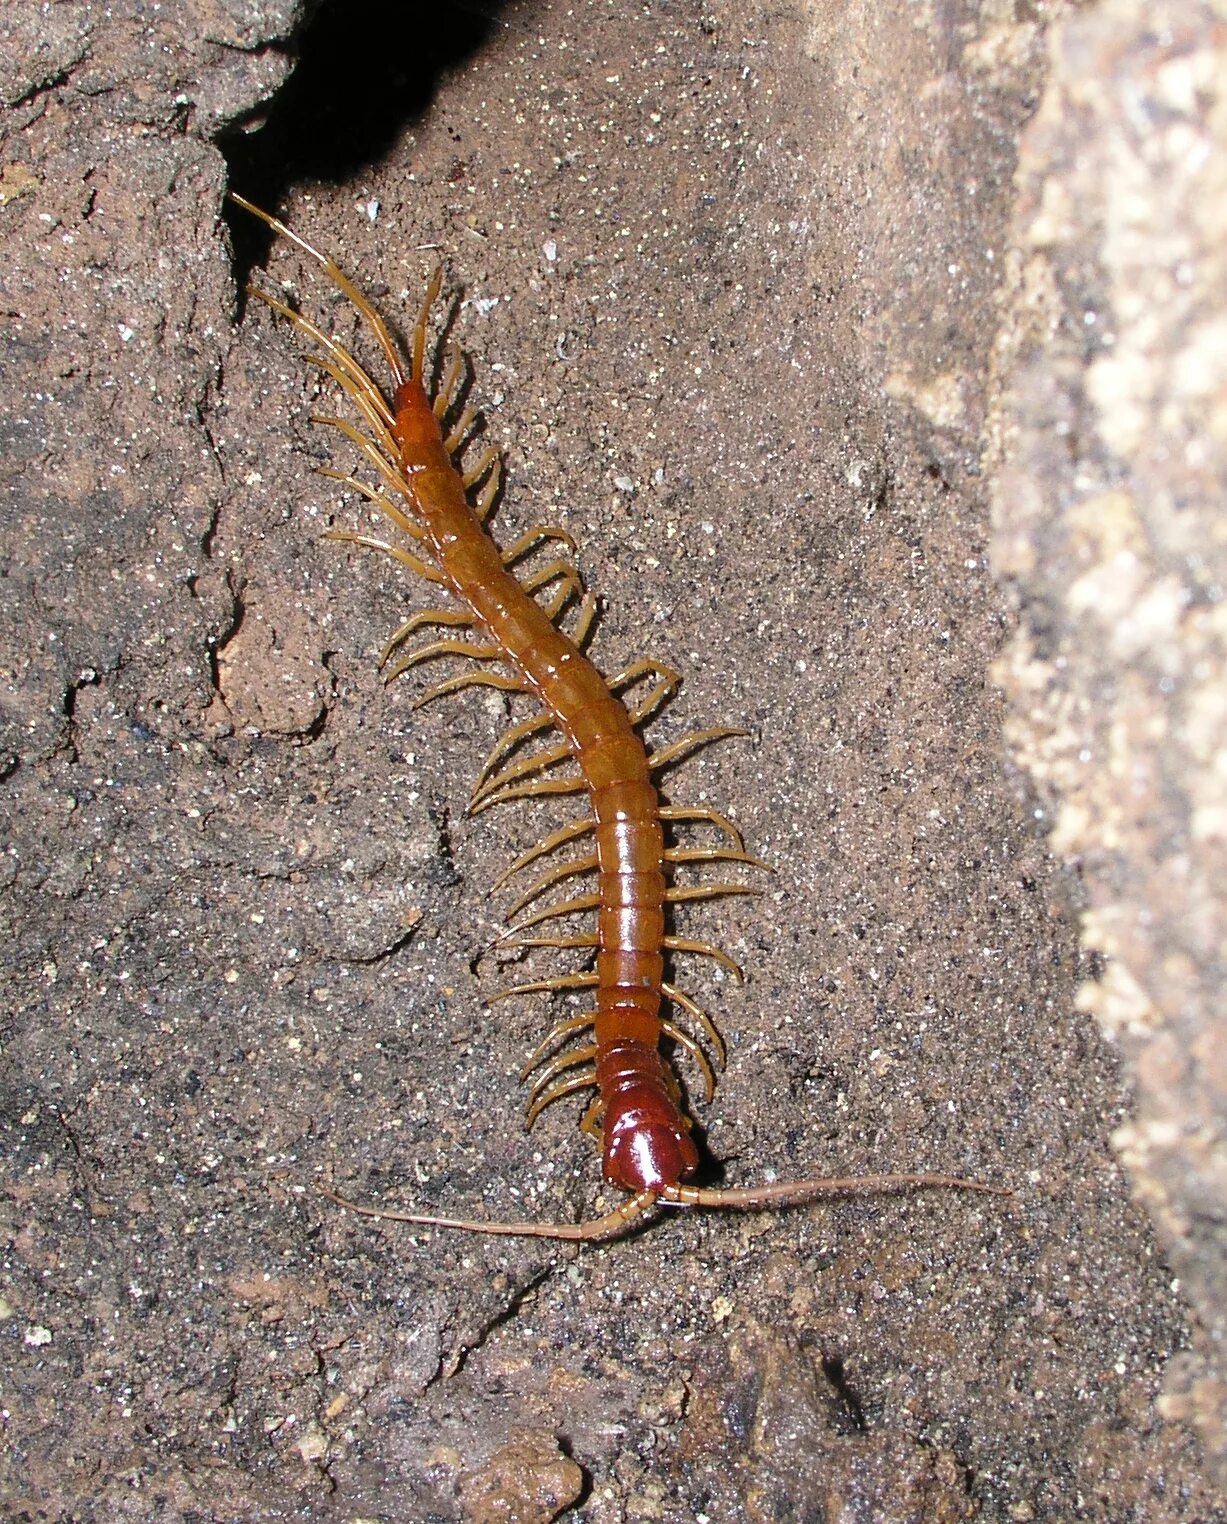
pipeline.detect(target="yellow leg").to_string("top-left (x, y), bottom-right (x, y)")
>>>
top-left (520, 559), bottom-right (584, 603)
top-left (662, 982), bottom-right (726, 1067)
top-left (491, 818), bottom-right (595, 892)
top-left (525, 1068), bottom-right (599, 1129)
top-left (487, 971), bottom-right (599, 1006)
top-left (471, 709), bottom-right (558, 799)
top-left (432, 347), bottom-right (464, 419)
top-left (314, 466), bottom-right (429, 544)
top-left (444, 404), bottom-right (478, 454)
top-left (660, 805), bottom-right (746, 851)
top-left (323, 529), bottom-right (446, 586)
top-left (469, 735), bottom-right (576, 811)
top-left (648, 727), bottom-right (749, 773)
top-left (500, 891), bottom-right (601, 937)
top-left (381, 608), bottom-right (474, 669)
top-left (518, 1013), bottom-right (596, 1080)
top-left (663, 935), bottom-right (744, 981)
top-left (462, 445), bottom-right (500, 489)
top-left (384, 637), bottom-right (502, 686)
top-left (661, 1018), bottom-right (717, 1102)
top-left (526, 1044), bottom-right (600, 1109)
top-left (665, 846), bottom-right (770, 874)
top-left (469, 774), bottom-right (586, 816)
top-left (501, 526), bottom-right (577, 566)
top-left (411, 263), bottom-right (445, 386)
top-left (504, 853), bottom-right (599, 919)
top-left (474, 457), bottom-right (503, 517)
top-left (412, 670), bottom-right (527, 709)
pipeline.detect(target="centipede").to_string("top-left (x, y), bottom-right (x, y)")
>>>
top-left (231, 193), bottom-right (1005, 1242)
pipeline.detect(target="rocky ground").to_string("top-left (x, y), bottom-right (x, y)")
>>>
top-left (2, 2), bottom-right (1223, 1520)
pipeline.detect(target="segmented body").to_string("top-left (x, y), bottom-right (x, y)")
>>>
top-left (234, 195), bottom-right (1004, 1241)
top-left (389, 373), bottom-right (699, 1193)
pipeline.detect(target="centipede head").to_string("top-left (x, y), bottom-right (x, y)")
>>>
top-left (602, 1094), bottom-right (701, 1193)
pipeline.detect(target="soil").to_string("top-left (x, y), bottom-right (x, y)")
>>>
top-left (1, 1), bottom-right (1222, 1521)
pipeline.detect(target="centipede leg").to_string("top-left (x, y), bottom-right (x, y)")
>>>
top-left (413, 670), bottom-right (529, 709)
top-left (662, 981), bottom-right (726, 1067)
top-left (501, 526), bottom-right (578, 566)
top-left (665, 845), bottom-right (771, 874)
top-left (474, 459), bottom-right (503, 521)
top-left (472, 710), bottom-right (560, 800)
top-left (520, 559), bottom-right (584, 603)
top-left (660, 805), bottom-right (747, 851)
top-left (384, 637), bottom-right (504, 685)
top-left (381, 608), bottom-right (475, 669)
top-left (469, 773), bottom-right (588, 815)
top-left (469, 735), bottom-right (577, 811)
top-left (525, 1044), bottom-right (599, 1109)
top-left (432, 348), bottom-right (465, 419)
top-left (410, 263), bottom-right (444, 385)
top-left (491, 818), bottom-right (595, 891)
top-left (324, 529), bottom-right (448, 585)
top-left (663, 935), bottom-right (744, 980)
top-left (502, 853), bottom-right (599, 917)
top-left (462, 445), bottom-right (500, 490)
top-left (661, 1018), bottom-right (717, 1102)
top-left (525, 1068), bottom-right (599, 1128)
top-left (487, 970), bottom-right (599, 1005)
top-left (314, 466), bottom-right (430, 545)
top-left (444, 404), bottom-right (479, 455)
top-left (648, 727), bottom-right (749, 773)
top-left (519, 1013), bottom-right (596, 1080)
top-left (499, 891), bottom-right (601, 938)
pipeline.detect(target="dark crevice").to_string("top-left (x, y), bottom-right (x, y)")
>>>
top-left (438, 1263), bottom-right (555, 1382)
top-left (820, 1353), bottom-right (868, 1434)
top-left (219, 0), bottom-right (514, 229)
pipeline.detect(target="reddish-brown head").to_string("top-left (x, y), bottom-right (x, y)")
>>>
top-left (602, 1091), bottom-right (700, 1193)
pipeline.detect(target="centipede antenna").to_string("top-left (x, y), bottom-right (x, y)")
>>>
top-left (320, 1184), bottom-right (662, 1242)
top-left (412, 263), bottom-right (445, 385)
top-left (661, 1173), bottom-right (1012, 1210)
top-left (245, 286), bottom-right (396, 433)
top-left (231, 193), bottom-right (407, 388)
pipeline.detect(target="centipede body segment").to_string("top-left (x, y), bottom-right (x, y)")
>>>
top-left (232, 195), bottom-right (1006, 1241)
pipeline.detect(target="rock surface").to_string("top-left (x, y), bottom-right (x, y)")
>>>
top-left (1, 0), bottom-right (1223, 1519)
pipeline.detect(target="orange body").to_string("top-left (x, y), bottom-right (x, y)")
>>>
top-left (392, 379), bottom-right (699, 1192)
